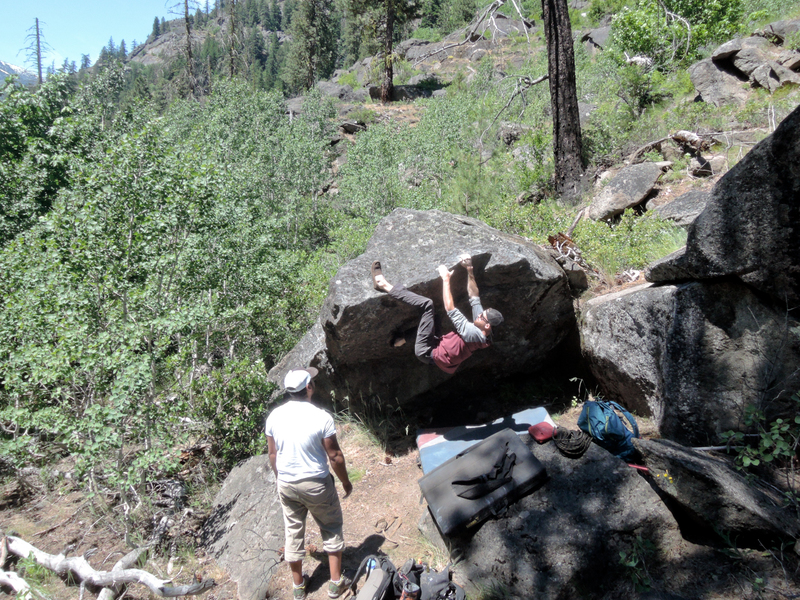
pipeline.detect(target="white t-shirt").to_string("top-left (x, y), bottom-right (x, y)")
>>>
top-left (265, 400), bottom-right (336, 482)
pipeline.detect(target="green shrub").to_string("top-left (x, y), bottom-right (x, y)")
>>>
top-left (347, 106), bottom-right (378, 124)
top-left (188, 359), bottom-right (276, 467)
top-left (609, 0), bottom-right (742, 69)
top-left (337, 72), bottom-right (359, 88)
top-left (572, 210), bottom-right (687, 278)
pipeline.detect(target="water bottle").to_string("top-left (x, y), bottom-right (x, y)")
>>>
top-left (365, 558), bottom-right (377, 576)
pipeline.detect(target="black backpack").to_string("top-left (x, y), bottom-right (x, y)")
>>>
top-left (351, 555), bottom-right (397, 600)
top-left (395, 561), bottom-right (466, 600)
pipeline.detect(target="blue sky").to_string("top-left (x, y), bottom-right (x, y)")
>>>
top-left (1, 1), bottom-right (195, 70)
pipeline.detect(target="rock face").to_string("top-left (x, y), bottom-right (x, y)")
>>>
top-left (647, 103), bottom-right (800, 307)
top-left (455, 441), bottom-right (691, 599)
top-left (201, 455), bottom-right (284, 600)
top-left (588, 162), bottom-right (665, 221)
top-left (580, 281), bottom-right (800, 445)
top-left (269, 209), bottom-right (575, 409)
top-left (634, 438), bottom-right (800, 546)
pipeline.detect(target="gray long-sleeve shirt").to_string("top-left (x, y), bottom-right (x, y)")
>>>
top-left (447, 296), bottom-right (486, 344)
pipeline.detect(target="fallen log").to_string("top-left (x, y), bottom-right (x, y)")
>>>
top-left (4, 536), bottom-right (214, 598)
top-left (0, 570), bottom-right (33, 599)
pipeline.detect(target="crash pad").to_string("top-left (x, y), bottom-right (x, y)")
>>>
top-left (416, 406), bottom-right (555, 473)
top-left (418, 427), bottom-right (547, 537)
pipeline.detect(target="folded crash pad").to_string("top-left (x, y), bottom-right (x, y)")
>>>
top-left (418, 428), bottom-right (547, 537)
top-left (416, 406), bottom-right (555, 474)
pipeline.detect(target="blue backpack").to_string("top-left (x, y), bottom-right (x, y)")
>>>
top-left (577, 399), bottom-right (639, 460)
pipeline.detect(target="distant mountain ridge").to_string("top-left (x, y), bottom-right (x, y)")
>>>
top-left (0, 60), bottom-right (37, 86)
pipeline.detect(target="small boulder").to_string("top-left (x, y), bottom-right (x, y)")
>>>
top-left (732, 47), bottom-right (769, 77)
top-left (689, 58), bottom-right (749, 107)
top-left (587, 162), bottom-right (664, 221)
top-left (761, 18), bottom-right (800, 43)
top-left (650, 189), bottom-right (710, 228)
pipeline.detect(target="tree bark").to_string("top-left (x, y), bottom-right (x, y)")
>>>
top-left (542, 0), bottom-right (585, 203)
top-left (381, 0), bottom-right (395, 103)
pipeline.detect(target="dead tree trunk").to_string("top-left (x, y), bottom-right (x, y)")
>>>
top-left (542, 0), bottom-right (586, 203)
top-left (381, 0), bottom-right (395, 103)
top-left (35, 18), bottom-right (43, 85)
top-left (183, 0), bottom-right (196, 95)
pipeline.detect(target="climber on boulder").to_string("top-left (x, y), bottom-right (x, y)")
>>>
top-left (371, 254), bottom-right (504, 374)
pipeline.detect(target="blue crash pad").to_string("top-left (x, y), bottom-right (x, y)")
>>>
top-left (416, 406), bottom-right (554, 474)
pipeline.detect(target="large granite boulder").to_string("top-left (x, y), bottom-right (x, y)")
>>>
top-left (634, 438), bottom-right (800, 546)
top-left (201, 455), bottom-right (284, 600)
top-left (647, 103), bottom-right (800, 307)
top-left (587, 162), bottom-right (665, 221)
top-left (453, 441), bottom-right (691, 599)
top-left (580, 280), bottom-right (800, 445)
top-left (270, 209), bottom-right (575, 410)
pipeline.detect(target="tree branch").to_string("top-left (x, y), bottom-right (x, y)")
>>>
top-left (412, 0), bottom-right (505, 66)
top-left (4, 536), bottom-right (214, 598)
top-left (479, 74), bottom-right (548, 145)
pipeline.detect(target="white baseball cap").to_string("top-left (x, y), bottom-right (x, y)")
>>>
top-left (283, 367), bottom-right (319, 393)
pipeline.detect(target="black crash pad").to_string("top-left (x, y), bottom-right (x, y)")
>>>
top-left (418, 428), bottom-right (547, 537)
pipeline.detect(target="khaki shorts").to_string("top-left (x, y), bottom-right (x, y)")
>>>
top-left (277, 475), bottom-right (344, 562)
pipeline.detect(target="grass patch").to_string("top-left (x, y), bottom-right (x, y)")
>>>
top-left (347, 466), bottom-right (367, 483)
top-left (410, 27), bottom-right (443, 43)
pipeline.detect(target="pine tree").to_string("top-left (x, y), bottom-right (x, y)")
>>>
top-left (119, 40), bottom-right (127, 60)
top-left (80, 54), bottom-right (91, 70)
top-left (245, 0), bottom-right (259, 25)
top-left (264, 31), bottom-right (280, 89)
top-left (245, 27), bottom-right (267, 69)
top-left (283, 0), bottom-right (297, 27)
top-left (282, 0), bottom-right (335, 92)
top-left (269, 0), bottom-right (281, 29)
top-left (152, 16), bottom-right (161, 38)
top-left (346, 0), bottom-right (421, 102)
